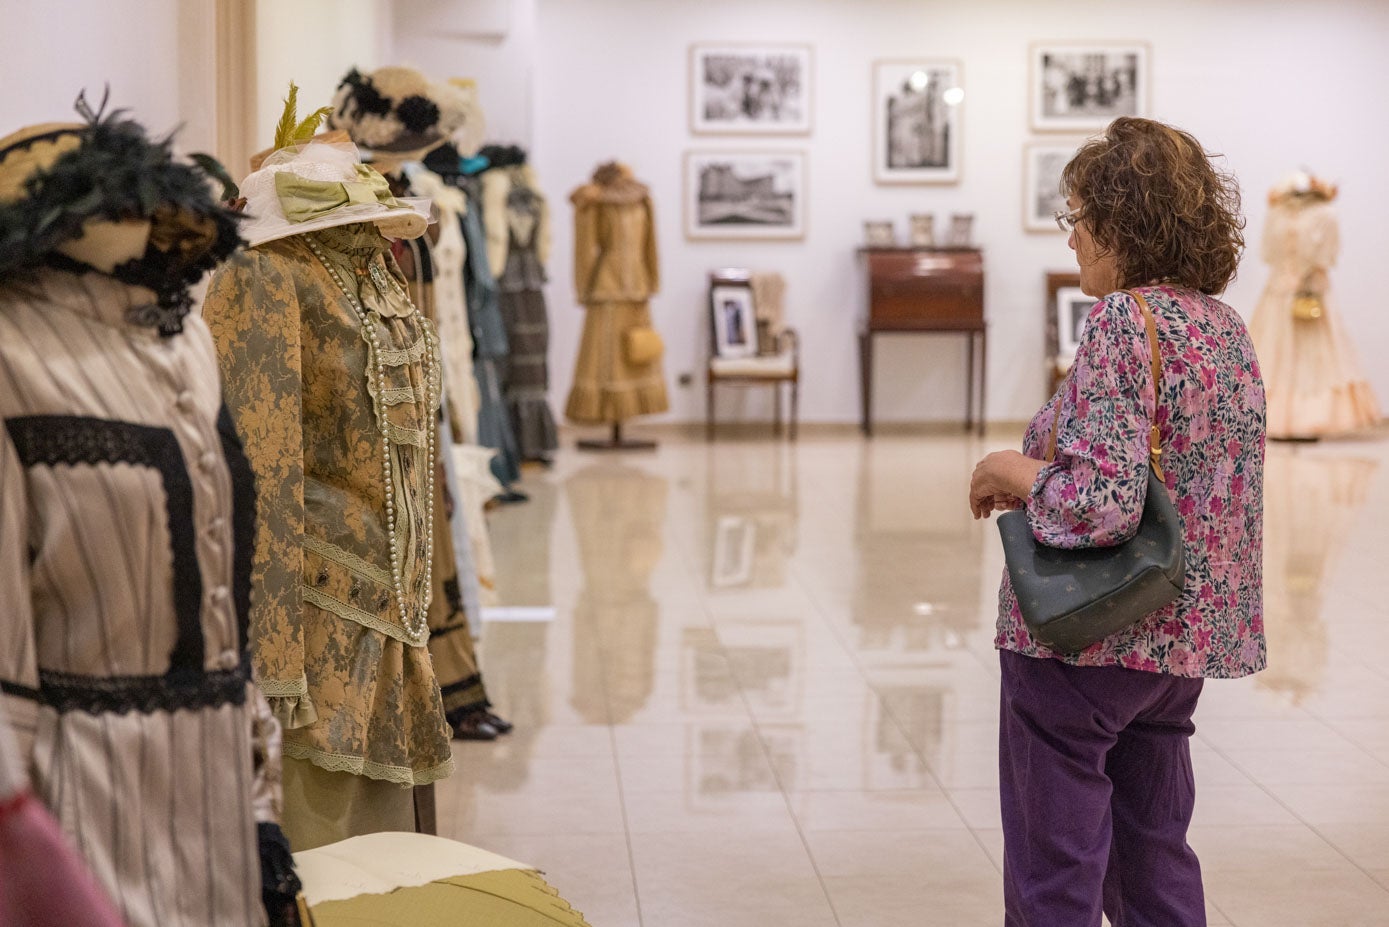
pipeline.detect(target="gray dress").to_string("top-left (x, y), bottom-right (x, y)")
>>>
top-left (498, 182), bottom-right (559, 461)
top-left (460, 178), bottom-right (522, 489)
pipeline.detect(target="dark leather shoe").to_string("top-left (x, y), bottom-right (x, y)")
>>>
top-left (451, 714), bottom-right (499, 741)
top-left (483, 712), bottom-right (514, 735)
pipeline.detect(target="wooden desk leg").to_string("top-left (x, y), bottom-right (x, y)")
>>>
top-left (773, 380), bottom-right (783, 436)
top-left (859, 330), bottom-right (873, 436)
top-left (965, 331), bottom-right (975, 433)
top-left (706, 375), bottom-right (715, 440)
top-left (977, 329), bottom-right (987, 436)
top-left (790, 376), bottom-right (799, 440)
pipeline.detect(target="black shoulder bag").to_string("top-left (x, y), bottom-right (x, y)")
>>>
top-left (996, 290), bottom-right (1185, 653)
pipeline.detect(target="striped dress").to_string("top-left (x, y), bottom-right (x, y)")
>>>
top-left (0, 269), bottom-right (267, 926)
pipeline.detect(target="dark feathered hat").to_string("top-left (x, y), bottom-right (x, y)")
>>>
top-left (0, 91), bottom-right (242, 334)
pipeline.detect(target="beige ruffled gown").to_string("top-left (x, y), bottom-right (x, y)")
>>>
top-left (1247, 198), bottom-right (1380, 438)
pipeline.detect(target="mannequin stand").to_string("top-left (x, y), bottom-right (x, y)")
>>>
top-left (576, 422), bottom-right (657, 452)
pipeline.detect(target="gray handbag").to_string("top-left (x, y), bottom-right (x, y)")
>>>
top-left (997, 290), bottom-right (1185, 653)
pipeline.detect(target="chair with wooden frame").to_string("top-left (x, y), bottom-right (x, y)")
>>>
top-left (1045, 271), bottom-right (1082, 396)
top-left (706, 269), bottom-right (800, 439)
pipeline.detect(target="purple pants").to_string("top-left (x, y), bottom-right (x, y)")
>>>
top-left (999, 649), bottom-right (1206, 927)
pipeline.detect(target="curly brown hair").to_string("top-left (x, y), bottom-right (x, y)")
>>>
top-left (1062, 117), bottom-right (1245, 295)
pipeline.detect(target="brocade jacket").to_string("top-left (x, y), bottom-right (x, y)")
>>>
top-left (203, 224), bottom-right (454, 786)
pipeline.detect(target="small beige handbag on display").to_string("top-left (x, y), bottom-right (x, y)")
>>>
top-left (623, 326), bottom-right (664, 365)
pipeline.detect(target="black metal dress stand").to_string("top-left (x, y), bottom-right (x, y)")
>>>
top-left (576, 422), bottom-right (657, 452)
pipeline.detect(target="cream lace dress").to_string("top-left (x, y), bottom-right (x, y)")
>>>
top-left (1247, 198), bottom-right (1380, 438)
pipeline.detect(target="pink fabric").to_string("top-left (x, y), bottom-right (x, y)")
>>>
top-left (0, 790), bottom-right (126, 927)
top-left (996, 286), bottom-right (1267, 679)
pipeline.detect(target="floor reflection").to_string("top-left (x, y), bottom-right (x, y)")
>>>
top-left (703, 442), bottom-right (799, 590)
top-left (490, 473), bottom-right (559, 606)
top-left (566, 462), bottom-right (668, 724)
top-left (1259, 445), bottom-right (1377, 703)
top-left (441, 431), bottom-right (1389, 926)
top-left (851, 441), bottom-right (985, 654)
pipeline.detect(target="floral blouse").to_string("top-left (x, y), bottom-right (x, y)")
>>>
top-left (996, 286), bottom-right (1267, 678)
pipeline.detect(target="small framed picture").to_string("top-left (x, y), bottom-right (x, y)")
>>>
top-left (710, 284), bottom-right (758, 359)
top-left (1023, 141), bottom-right (1085, 232)
top-left (685, 150), bottom-right (806, 240)
top-left (863, 220), bottom-right (896, 247)
top-left (690, 43), bottom-right (813, 135)
top-left (908, 214), bottom-right (935, 247)
top-left (1031, 42), bottom-right (1149, 132)
top-left (946, 213), bottom-right (974, 247)
top-left (711, 514), bottom-right (756, 585)
top-left (1055, 285), bottom-right (1096, 359)
top-left (872, 59), bottom-right (963, 184)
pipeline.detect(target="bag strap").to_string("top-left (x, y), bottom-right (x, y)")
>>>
top-left (1045, 289), bottom-right (1166, 482)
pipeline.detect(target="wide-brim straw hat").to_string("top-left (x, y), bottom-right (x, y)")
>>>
top-left (328, 66), bottom-right (474, 162)
top-left (239, 139), bottom-right (431, 248)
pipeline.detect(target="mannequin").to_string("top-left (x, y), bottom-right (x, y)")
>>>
top-left (203, 135), bottom-right (453, 850)
top-left (0, 99), bottom-right (287, 925)
top-left (479, 144), bottom-right (559, 464)
top-left (382, 165), bottom-right (513, 742)
top-left (422, 142), bottom-right (527, 491)
top-left (326, 66), bottom-right (514, 742)
top-left (1247, 172), bottom-right (1380, 439)
top-left (565, 161), bottom-right (669, 450)
top-left (405, 163), bottom-right (506, 618)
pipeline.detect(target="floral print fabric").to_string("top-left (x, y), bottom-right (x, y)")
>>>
top-left (996, 286), bottom-right (1267, 679)
top-left (203, 224), bottom-right (453, 785)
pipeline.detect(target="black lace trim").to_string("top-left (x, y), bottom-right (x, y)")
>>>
top-left (6, 664), bottom-right (249, 715)
top-left (409, 234), bottom-right (435, 284)
top-left (429, 616), bottom-right (471, 641)
top-left (0, 679), bottom-right (39, 701)
top-left (441, 673), bottom-right (490, 718)
top-left (5, 415), bottom-right (205, 676)
top-left (440, 673), bottom-right (483, 698)
top-left (443, 577), bottom-right (463, 613)
top-left (217, 406), bottom-right (256, 652)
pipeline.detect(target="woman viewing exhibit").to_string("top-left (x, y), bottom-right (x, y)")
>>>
top-left (968, 117), bottom-right (1266, 926)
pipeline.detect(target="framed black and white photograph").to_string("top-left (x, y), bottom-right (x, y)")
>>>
top-left (685, 150), bottom-right (806, 240)
top-left (690, 43), bottom-right (812, 135)
top-left (721, 623), bottom-right (803, 717)
top-left (872, 59), bottom-right (963, 184)
top-left (1031, 42), bottom-right (1149, 132)
top-left (1055, 285), bottom-right (1095, 359)
top-left (710, 285), bottom-right (758, 359)
top-left (1024, 141), bottom-right (1084, 232)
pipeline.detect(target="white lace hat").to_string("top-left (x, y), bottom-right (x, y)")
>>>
top-left (239, 140), bottom-right (431, 248)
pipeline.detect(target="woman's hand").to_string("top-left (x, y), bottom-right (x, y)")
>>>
top-left (970, 450), bottom-right (1045, 520)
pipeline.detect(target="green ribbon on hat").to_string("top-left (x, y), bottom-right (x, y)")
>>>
top-left (274, 163), bottom-right (407, 224)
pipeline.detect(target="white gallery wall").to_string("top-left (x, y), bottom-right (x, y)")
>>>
top-left (508, 0), bottom-right (1389, 425)
top-left (0, 0), bottom-right (189, 141)
top-left (4, 1), bottom-right (1387, 426)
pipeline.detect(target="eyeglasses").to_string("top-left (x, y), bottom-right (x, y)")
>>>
top-left (1054, 209), bottom-right (1082, 233)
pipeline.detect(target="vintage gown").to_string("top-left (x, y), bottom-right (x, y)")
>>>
top-left (0, 270), bottom-right (270, 924)
top-left (1247, 197), bottom-right (1379, 438)
top-left (565, 163), bottom-right (669, 424)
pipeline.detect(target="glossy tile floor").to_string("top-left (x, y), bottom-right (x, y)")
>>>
top-left (437, 428), bottom-right (1389, 926)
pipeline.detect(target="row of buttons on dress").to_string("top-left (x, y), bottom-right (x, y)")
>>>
top-left (175, 386), bottom-right (238, 672)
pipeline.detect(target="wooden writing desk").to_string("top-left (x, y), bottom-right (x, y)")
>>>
top-left (858, 247), bottom-right (986, 435)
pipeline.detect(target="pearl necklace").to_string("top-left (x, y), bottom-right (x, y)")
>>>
top-left (306, 234), bottom-right (439, 645)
